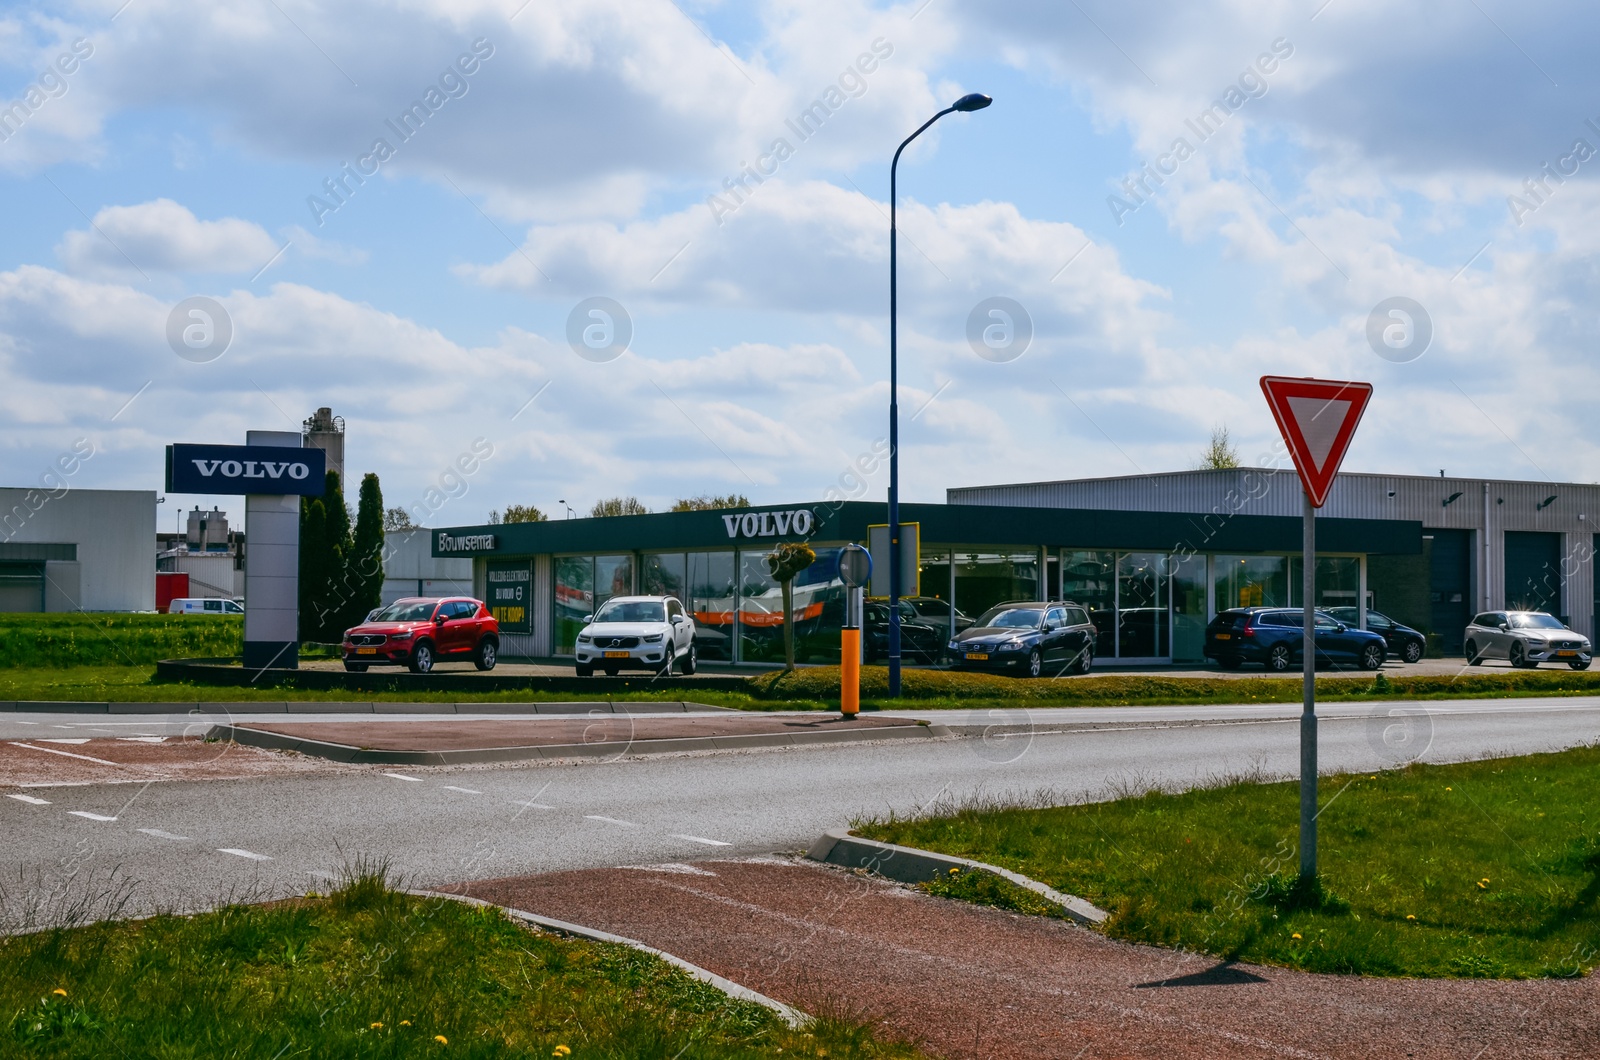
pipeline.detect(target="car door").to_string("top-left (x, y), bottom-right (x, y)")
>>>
top-left (668, 599), bottom-right (690, 652)
top-left (1483, 611), bottom-right (1510, 658)
top-left (1312, 612), bottom-right (1356, 662)
top-left (1043, 607), bottom-right (1068, 663)
top-left (1064, 606), bottom-right (1092, 664)
top-left (1366, 612), bottom-right (1396, 650)
top-left (438, 601), bottom-right (472, 654)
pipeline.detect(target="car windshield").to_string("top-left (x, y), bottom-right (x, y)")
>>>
top-left (594, 600), bottom-right (665, 623)
top-left (372, 600), bottom-right (437, 622)
top-left (1510, 613), bottom-right (1566, 629)
top-left (976, 607), bottom-right (1043, 629)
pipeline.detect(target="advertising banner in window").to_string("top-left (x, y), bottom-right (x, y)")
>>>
top-left (486, 561), bottom-right (532, 633)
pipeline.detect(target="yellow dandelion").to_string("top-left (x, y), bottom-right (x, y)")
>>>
top-left (1290, 932), bottom-right (1302, 940)
top-left (371, 1022), bottom-right (383, 1030)
top-left (401, 1020), bottom-right (412, 1027)
top-left (435, 1035), bottom-right (449, 1045)
top-left (553, 1047), bottom-right (572, 1058)
top-left (1445, 786), bottom-right (1452, 791)
top-left (1406, 914), bottom-right (1416, 921)
top-left (948, 867), bottom-right (960, 875)
top-left (51, 989), bottom-right (67, 998)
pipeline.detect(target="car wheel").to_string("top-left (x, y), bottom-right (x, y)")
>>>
top-left (1360, 644), bottom-right (1385, 671)
top-left (1026, 648), bottom-right (1042, 678)
top-left (660, 647), bottom-right (675, 676)
top-left (575, 663), bottom-right (594, 677)
top-left (1569, 658), bottom-right (1591, 670)
top-left (1216, 656), bottom-right (1242, 671)
top-left (1266, 644), bottom-right (1292, 672)
top-left (681, 643), bottom-right (697, 675)
top-left (1402, 640), bottom-right (1424, 664)
top-left (343, 662), bottom-right (368, 673)
top-left (473, 638), bottom-right (498, 671)
top-left (408, 642), bottom-right (434, 674)
top-left (1465, 640), bottom-right (1483, 665)
top-left (1509, 641), bottom-right (1530, 669)
top-left (1074, 646), bottom-right (1094, 675)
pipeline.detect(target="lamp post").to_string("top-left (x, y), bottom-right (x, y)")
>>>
top-left (887, 92), bottom-right (991, 698)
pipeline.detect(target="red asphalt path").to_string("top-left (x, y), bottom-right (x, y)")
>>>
top-left (466, 857), bottom-right (1598, 1060)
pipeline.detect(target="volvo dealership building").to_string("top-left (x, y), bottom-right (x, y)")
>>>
top-left (427, 466), bottom-right (1598, 665)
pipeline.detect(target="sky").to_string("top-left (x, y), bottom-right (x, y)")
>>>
top-left (2, 0), bottom-right (1597, 529)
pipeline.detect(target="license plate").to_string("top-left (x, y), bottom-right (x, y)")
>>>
top-left (1214, 633), bottom-right (1232, 640)
top-left (1557, 649), bottom-right (1577, 657)
top-left (965, 652), bottom-right (989, 661)
top-left (356, 647), bottom-right (377, 655)
top-left (604, 650), bottom-right (630, 659)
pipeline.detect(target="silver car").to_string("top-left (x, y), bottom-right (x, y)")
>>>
top-left (574, 595), bottom-right (697, 676)
top-left (1464, 610), bottom-right (1591, 670)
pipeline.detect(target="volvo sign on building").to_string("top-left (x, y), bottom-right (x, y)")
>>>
top-left (165, 443), bottom-right (325, 496)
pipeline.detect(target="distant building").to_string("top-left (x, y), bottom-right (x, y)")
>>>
top-left (302, 407), bottom-right (345, 483)
top-left (380, 528), bottom-right (472, 606)
top-left (0, 488), bottom-right (155, 612)
top-left (156, 506), bottom-right (245, 600)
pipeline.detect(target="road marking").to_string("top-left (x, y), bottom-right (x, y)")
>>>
top-left (138, 828), bottom-right (189, 841)
top-left (218, 848), bottom-right (272, 861)
top-left (384, 773), bottom-right (424, 782)
top-left (585, 815), bottom-right (638, 828)
top-left (119, 736), bottom-right (166, 744)
top-left (670, 834), bottom-right (732, 847)
top-left (442, 785), bottom-right (482, 794)
top-left (6, 793), bottom-right (50, 805)
top-left (10, 742), bottom-right (124, 766)
top-left (512, 801), bottom-right (554, 810)
top-left (68, 811), bottom-right (118, 821)
top-left (14, 720), bottom-right (37, 725)
top-left (40, 738), bottom-right (91, 744)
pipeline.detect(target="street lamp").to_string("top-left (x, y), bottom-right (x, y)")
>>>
top-left (887, 92), bottom-right (991, 698)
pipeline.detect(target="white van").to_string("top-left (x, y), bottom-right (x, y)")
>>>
top-left (168, 598), bottom-right (244, 615)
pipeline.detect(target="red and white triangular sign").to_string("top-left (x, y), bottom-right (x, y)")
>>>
top-left (1260, 376), bottom-right (1373, 508)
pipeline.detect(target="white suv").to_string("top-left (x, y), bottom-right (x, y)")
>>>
top-left (575, 595), bottom-right (697, 677)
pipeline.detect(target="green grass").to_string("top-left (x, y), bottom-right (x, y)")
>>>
top-left (0, 614), bottom-right (242, 669)
top-left (858, 745), bottom-right (1600, 978)
top-left (0, 869), bottom-right (923, 1059)
top-left (916, 866), bottom-right (1071, 921)
top-left (746, 664), bottom-right (1600, 709)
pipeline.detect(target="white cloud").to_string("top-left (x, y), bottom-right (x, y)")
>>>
top-left (56, 199), bottom-right (281, 276)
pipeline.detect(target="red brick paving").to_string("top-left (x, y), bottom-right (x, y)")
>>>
top-left (466, 857), bottom-right (1599, 1060)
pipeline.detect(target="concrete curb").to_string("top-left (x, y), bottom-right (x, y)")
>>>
top-left (806, 827), bottom-right (1109, 926)
top-left (155, 657), bottom-right (752, 695)
top-left (207, 720), bottom-right (948, 765)
top-left (408, 889), bottom-right (808, 1028)
top-left (2, 700), bottom-right (735, 716)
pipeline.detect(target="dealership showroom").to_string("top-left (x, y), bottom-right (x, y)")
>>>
top-left (429, 467), bottom-right (1600, 666)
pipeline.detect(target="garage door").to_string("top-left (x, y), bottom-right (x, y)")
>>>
top-left (0, 563), bottom-right (44, 612)
top-left (1505, 531), bottom-right (1561, 616)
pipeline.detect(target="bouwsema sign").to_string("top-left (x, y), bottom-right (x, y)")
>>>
top-left (165, 443), bottom-right (327, 496)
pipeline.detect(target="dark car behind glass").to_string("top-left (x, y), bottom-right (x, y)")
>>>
top-left (1324, 607), bottom-right (1427, 664)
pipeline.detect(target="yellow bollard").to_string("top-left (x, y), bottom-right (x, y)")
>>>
top-left (840, 627), bottom-right (860, 718)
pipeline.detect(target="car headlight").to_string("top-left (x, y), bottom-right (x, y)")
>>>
top-left (577, 634), bottom-right (592, 644)
top-left (643, 633), bottom-right (664, 643)
top-left (997, 640), bottom-right (1025, 651)
top-left (389, 630), bottom-right (412, 640)
top-left (948, 640), bottom-right (961, 651)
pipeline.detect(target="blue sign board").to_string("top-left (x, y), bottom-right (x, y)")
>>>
top-left (165, 443), bottom-right (326, 496)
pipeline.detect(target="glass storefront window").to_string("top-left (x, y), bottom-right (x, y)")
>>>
top-left (1117, 552), bottom-right (1168, 658)
top-left (954, 551), bottom-right (1040, 623)
top-left (1215, 556), bottom-right (1288, 611)
top-left (1172, 553), bottom-right (1207, 662)
top-left (688, 552), bottom-right (736, 661)
top-left (553, 556), bottom-right (593, 654)
top-left (737, 551), bottom-right (783, 664)
top-left (1290, 556), bottom-right (1362, 611)
top-left (594, 555), bottom-right (633, 606)
top-left (1063, 551), bottom-right (1115, 656)
top-left (642, 553), bottom-right (686, 598)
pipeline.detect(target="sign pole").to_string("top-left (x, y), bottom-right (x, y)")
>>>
top-left (1300, 485), bottom-right (1317, 880)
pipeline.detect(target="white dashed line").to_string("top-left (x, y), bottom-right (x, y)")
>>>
top-left (218, 848), bottom-right (272, 861)
top-left (6, 793), bottom-right (50, 805)
top-left (68, 811), bottom-right (118, 822)
top-left (442, 786), bottom-right (482, 794)
top-left (119, 736), bottom-right (166, 744)
top-left (40, 738), bottom-right (91, 744)
top-left (10, 742), bottom-right (124, 766)
top-left (138, 828), bottom-right (189, 841)
top-left (512, 801), bottom-right (554, 810)
top-left (384, 773), bottom-right (424, 782)
top-left (670, 834), bottom-right (733, 847)
top-left (585, 815), bottom-right (638, 828)
top-left (14, 720), bottom-right (37, 725)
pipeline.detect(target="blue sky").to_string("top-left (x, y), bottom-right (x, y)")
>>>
top-left (2, 0), bottom-right (1597, 527)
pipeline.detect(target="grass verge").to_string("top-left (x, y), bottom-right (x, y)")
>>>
top-left (1, 868), bottom-right (922, 1058)
top-left (858, 745), bottom-right (1600, 978)
top-left (746, 664), bottom-right (1600, 708)
top-left (0, 614), bottom-right (241, 668)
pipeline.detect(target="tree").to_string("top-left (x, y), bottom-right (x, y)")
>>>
top-left (1197, 425), bottom-right (1240, 470)
top-left (344, 473), bottom-right (386, 631)
top-left (766, 541), bottom-right (816, 672)
top-left (299, 471), bottom-right (360, 643)
top-left (670, 494), bottom-right (750, 512)
top-left (383, 506), bottom-right (416, 531)
top-left (488, 505), bottom-right (549, 524)
top-left (589, 496), bottom-right (649, 518)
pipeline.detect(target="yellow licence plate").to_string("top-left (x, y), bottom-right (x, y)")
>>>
top-left (356, 647), bottom-right (377, 655)
top-left (965, 652), bottom-right (989, 661)
top-left (1214, 633), bottom-right (1232, 640)
top-left (604, 650), bottom-right (630, 659)
top-left (1557, 650), bottom-right (1577, 657)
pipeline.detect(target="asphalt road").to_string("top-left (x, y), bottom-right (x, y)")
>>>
top-left (3, 696), bottom-right (1597, 924)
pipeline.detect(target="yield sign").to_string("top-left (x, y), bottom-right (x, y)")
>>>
top-left (1259, 376), bottom-right (1373, 508)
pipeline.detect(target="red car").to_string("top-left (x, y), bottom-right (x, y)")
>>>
top-left (342, 597), bottom-right (499, 673)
